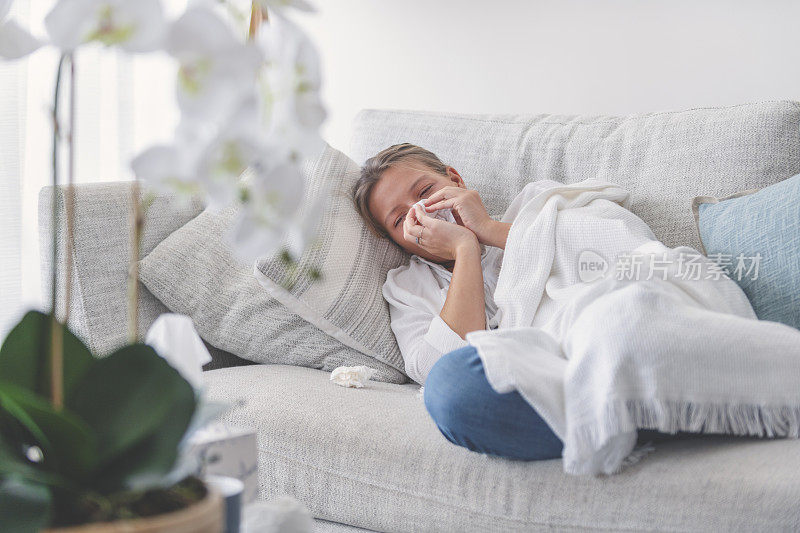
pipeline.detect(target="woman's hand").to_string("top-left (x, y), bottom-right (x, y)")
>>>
top-left (424, 186), bottom-right (491, 231)
top-left (404, 203), bottom-right (479, 260)
top-left (423, 187), bottom-right (496, 245)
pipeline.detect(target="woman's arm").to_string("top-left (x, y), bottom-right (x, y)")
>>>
top-left (403, 204), bottom-right (486, 339)
top-left (405, 203), bottom-right (487, 339)
top-left (383, 264), bottom-right (472, 385)
top-left (439, 238), bottom-right (486, 338)
top-left (479, 220), bottom-right (512, 250)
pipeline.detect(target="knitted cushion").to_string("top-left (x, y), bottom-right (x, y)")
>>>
top-left (138, 149), bottom-right (408, 383)
top-left (254, 144), bottom-right (409, 375)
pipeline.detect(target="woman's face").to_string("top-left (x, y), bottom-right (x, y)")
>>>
top-left (368, 162), bottom-right (467, 264)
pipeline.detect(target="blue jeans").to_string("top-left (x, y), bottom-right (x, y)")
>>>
top-left (423, 345), bottom-right (697, 461)
top-left (423, 345), bottom-right (563, 460)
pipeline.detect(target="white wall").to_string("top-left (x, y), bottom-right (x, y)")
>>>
top-left (291, 0), bottom-right (800, 156)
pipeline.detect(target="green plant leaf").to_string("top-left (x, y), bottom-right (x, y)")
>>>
top-left (0, 385), bottom-right (52, 451)
top-left (0, 476), bottom-right (52, 533)
top-left (0, 310), bottom-right (94, 398)
top-left (0, 431), bottom-right (69, 488)
top-left (66, 344), bottom-right (196, 490)
top-left (0, 380), bottom-right (96, 481)
top-left (91, 411), bottom-right (192, 493)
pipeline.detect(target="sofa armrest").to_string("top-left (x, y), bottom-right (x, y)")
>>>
top-left (38, 182), bottom-right (204, 355)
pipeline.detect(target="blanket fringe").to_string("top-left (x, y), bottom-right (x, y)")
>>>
top-left (619, 441), bottom-right (655, 469)
top-left (625, 398), bottom-right (800, 437)
top-left (565, 398), bottom-right (800, 475)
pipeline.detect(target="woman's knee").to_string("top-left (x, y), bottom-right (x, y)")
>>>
top-left (423, 345), bottom-right (480, 433)
top-left (423, 345), bottom-right (564, 461)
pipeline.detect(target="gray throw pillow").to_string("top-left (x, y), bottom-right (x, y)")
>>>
top-left (254, 144), bottom-right (410, 375)
top-left (138, 177), bottom-right (408, 384)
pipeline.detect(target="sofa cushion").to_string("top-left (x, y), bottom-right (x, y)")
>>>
top-left (692, 173), bottom-right (800, 330)
top-left (204, 365), bottom-right (800, 532)
top-left (348, 101), bottom-right (800, 253)
top-left (254, 144), bottom-right (409, 375)
top-left (138, 202), bottom-right (407, 383)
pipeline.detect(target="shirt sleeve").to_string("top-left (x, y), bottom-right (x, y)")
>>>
top-left (382, 263), bottom-right (469, 385)
top-left (423, 314), bottom-right (469, 356)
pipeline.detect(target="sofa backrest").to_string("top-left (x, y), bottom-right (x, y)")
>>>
top-left (348, 101), bottom-right (800, 251)
top-left (38, 102), bottom-right (800, 357)
top-left (39, 183), bottom-right (204, 355)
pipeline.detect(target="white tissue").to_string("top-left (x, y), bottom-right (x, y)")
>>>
top-left (242, 495), bottom-right (314, 533)
top-left (330, 365), bottom-right (377, 388)
top-left (145, 313), bottom-right (211, 390)
top-left (414, 198), bottom-right (457, 224)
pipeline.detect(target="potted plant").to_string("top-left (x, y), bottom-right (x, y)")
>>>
top-left (0, 0), bottom-right (327, 530)
top-left (0, 312), bottom-right (223, 532)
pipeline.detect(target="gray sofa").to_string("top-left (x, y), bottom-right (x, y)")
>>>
top-left (40, 101), bottom-right (800, 532)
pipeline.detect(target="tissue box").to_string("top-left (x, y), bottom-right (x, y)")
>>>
top-left (188, 423), bottom-right (259, 503)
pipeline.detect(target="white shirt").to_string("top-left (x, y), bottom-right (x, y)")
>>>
top-left (382, 243), bottom-right (505, 385)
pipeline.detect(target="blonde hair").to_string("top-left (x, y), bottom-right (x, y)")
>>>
top-left (353, 143), bottom-right (448, 238)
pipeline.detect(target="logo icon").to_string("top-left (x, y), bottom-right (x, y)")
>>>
top-left (578, 250), bottom-right (608, 283)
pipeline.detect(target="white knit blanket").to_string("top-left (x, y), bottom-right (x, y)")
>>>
top-left (465, 179), bottom-right (800, 475)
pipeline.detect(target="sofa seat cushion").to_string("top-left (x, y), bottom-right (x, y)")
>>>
top-left (203, 365), bottom-right (800, 532)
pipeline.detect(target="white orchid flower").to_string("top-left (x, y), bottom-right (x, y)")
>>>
top-left (0, 0), bottom-right (41, 59)
top-left (284, 180), bottom-right (328, 259)
top-left (267, 92), bottom-right (327, 162)
top-left (167, 5), bottom-right (262, 124)
top-left (131, 144), bottom-right (202, 204)
top-left (255, 0), bottom-right (315, 14)
top-left (173, 114), bottom-right (218, 160)
top-left (228, 157), bottom-right (305, 262)
top-left (192, 94), bottom-right (272, 210)
top-left (45, 0), bottom-right (166, 52)
top-left (256, 12), bottom-right (326, 161)
top-left (131, 111), bottom-right (222, 202)
top-left (208, 0), bottom-right (315, 24)
top-left (198, 133), bottom-right (266, 211)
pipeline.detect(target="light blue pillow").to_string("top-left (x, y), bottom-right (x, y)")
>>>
top-left (692, 173), bottom-right (800, 330)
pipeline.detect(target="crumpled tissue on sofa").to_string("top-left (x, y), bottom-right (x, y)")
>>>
top-left (330, 365), bottom-right (378, 388)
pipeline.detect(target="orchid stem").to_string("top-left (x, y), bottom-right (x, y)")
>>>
top-left (128, 179), bottom-right (142, 344)
top-left (50, 53), bottom-right (67, 410)
top-left (64, 54), bottom-right (76, 325)
top-left (248, 2), bottom-right (268, 40)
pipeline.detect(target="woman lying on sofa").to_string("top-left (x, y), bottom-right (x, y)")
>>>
top-left (351, 143), bottom-right (760, 464)
top-left (353, 143), bottom-right (582, 460)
